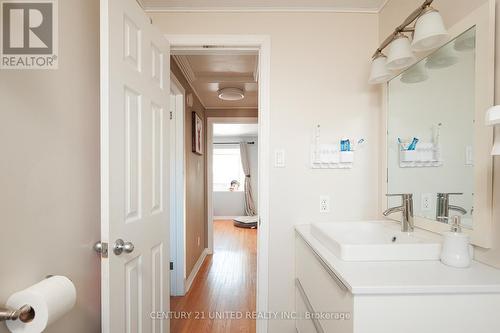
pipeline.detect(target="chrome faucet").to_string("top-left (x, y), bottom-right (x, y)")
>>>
top-left (436, 193), bottom-right (467, 223)
top-left (383, 193), bottom-right (414, 232)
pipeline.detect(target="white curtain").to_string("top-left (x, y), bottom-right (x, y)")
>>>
top-left (239, 142), bottom-right (257, 216)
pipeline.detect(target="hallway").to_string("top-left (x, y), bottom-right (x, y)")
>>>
top-left (171, 220), bottom-right (257, 333)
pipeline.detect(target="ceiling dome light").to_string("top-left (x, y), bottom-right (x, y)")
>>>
top-left (401, 62), bottom-right (428, 84)
top-left (369, 52), bottom-right (392, 84)
top-left (425, 42), bottom-right (459, 69)
top-left (217, 88), bottom-right (245, 101)
top-left (386, 34), bottom-right (416, 70)
top-left (411, 7), bottom-right (448, 52)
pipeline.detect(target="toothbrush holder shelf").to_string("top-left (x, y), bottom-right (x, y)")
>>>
top-left (399, 142), bottom-right (442, 168)
top-left (311, 144), bottom-right (354, 169)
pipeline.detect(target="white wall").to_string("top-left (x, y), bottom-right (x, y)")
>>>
top-left (213, 136), bottom-right (259, 217)
top-left (0, 0), bottom-right (101, 332)
top-left (151, 12), bottom-right (380, 332)
top-left (213, 192), bottom-right (246, 216)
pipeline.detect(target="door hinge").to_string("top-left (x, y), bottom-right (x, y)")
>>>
top-left (93, 241), bottom-right (108, 258)
top-left (170, 261), bottom-right (174, 270)
top-left (169, 111), bottom-right (173, 120)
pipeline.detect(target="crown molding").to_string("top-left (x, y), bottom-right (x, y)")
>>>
top-left (377, 0), bottom-right (390, 13)
top-left (145, 7), bottom-right (381, 13)
top-left (173, 55), bottom-right (197, 83)
top-left (172, 55), bottom-right (207, 109)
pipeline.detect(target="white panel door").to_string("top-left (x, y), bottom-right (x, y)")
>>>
top-left (100, 0), bottom-right (170, 332)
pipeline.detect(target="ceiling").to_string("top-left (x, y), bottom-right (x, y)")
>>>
top-left (173, 54), bottom-right (258, 109)
top-left (213, 124), bottom-right (258, 138)
top-left (142, 0), bottom-right (388, 12)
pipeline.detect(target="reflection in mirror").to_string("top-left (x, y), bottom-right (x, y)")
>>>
top-left (387, 27), bottom-right (476, 229)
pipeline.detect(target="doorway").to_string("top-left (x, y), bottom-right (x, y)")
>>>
top-left (167, 36), bottom-right (269, 332)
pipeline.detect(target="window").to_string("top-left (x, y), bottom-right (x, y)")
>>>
top-left (213, 146), bottom-right (245, 192)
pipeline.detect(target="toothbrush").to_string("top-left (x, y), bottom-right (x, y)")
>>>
top-left (398, 138), bottom-right (406, 150)
top-left (407, 137), bottom-right (419, 150)
top-left (351, 138), bottom-right (365, 151)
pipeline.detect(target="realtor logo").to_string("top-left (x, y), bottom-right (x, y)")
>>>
top-left (1, 0), bottom-right (58, 69)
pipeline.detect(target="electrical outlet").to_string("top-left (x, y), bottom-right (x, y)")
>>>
top-left (197, 236), bottom-right (200, 247)
top-left (421, 193), bottom-right (432, 211)
top-left (320, 196), bottom-right (330, 213)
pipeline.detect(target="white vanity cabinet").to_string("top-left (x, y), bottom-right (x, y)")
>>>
top-left (295, 228), bottom-right (500, 333)
top-left (295, 232), bottom-right (353, 333)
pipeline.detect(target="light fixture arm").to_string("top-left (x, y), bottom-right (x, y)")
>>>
top-left (372, 0), bottom-right (434, 58)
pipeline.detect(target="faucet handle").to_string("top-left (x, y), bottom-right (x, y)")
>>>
top-left (386, 193), bottom-right (413, 199)
top-left (437, 192), bottom-right (463, 197)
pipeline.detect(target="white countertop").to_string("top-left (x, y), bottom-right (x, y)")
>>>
top-left (295, 223), bottom-right (500, 295)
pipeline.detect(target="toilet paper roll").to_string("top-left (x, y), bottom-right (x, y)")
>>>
top-left (5, 276), bottom-right (76, 333)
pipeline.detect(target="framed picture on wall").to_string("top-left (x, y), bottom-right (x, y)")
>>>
top-left (192, 112), bottom-right (203, 155)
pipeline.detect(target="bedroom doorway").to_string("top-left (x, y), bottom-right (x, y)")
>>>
top-left (207, 118), bottom-right (259, 253)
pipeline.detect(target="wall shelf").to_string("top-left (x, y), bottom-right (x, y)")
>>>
top-left (399, 142), bottom-right (443, 168)
top-left (311, 144), bottom-right (354, 169)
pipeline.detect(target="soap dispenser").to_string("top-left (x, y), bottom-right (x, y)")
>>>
top-left (440, 216), bottom-right (473, 268)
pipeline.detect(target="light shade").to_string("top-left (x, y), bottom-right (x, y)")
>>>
top-left (369, 53), bottom-right (391, 84)
top-left (217, 87), bottom-right (245, 101)
top-left (386, 34), bottom-right (416, 70)
top-left (425, 42), bottom-right (459, 69)
top-left (485, 105), bottom-right (500, 126)
top-left (411, 8), bottom-right (449, 52)
top-left (485, 106), bottom-right (500, 156)
top-left (401, 62), bottom-right (428, 84)
top-left (454, 28), bottom-right (476, 51)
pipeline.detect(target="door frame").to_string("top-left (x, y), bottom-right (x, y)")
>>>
top-left (165, 34), bottom-right (271, 333)
top-left (169, 72), bottom-right (186, 296)
top-left (207, 116), bottom-right (259, 254)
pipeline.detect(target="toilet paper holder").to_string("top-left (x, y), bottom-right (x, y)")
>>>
top-left (0, 304), bottom-right (34, 323)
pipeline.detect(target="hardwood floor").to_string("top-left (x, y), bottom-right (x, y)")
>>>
top-left (171, 220), bottom-right (257, 333)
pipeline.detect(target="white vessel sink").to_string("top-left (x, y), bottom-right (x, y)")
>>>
top-left (310, 221), bottom-right (441, 261)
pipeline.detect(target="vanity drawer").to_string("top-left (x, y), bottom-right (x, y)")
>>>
top-left (295, 282), bottom-right (322, 333)
top-left (295, 233), bottom-right (353, 333)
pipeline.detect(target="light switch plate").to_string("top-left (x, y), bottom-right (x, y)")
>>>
top-left (274, 149), bottom-right (285, 168)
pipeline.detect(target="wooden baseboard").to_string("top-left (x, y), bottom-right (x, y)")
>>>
top-left (184, 248), bottom-right (209, 293)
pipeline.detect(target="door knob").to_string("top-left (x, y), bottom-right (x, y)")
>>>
top-left (93, 241), bottom-right (108, 258)
top-left (113, 239), bottom-right (134, 255)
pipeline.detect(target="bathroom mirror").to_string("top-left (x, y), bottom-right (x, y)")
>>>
top-left (384, 1), bottom-right (494, 248)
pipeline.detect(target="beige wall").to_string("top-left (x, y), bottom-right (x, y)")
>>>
top-left (171, 59), bottom-right (208, 276)
top-left (0, 0), bottom-right (101, 332)
top-left (379, 0), bottom-right (500, 268)
top-left (152, 12), bottom-right (380, 332)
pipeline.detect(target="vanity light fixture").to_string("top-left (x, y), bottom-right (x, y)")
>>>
top-left (369, 0), bottom-right (448, 84)
top-left (425, 42), bottom-right (459, 69)
top-left (411, 6), bottom-right (449, 52)
top-left (400, 62), bottom-right (428, 84)
top-left (217, 87), bottom-right (245, 101)
top-left (369, 51), bottom-right (392, 84)
top-left (386, 33), bottom-right (416, 70)
top-left (454, 28), bottom-right (476, 51)
top-left (485, 105), bottom-right (500, 156)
